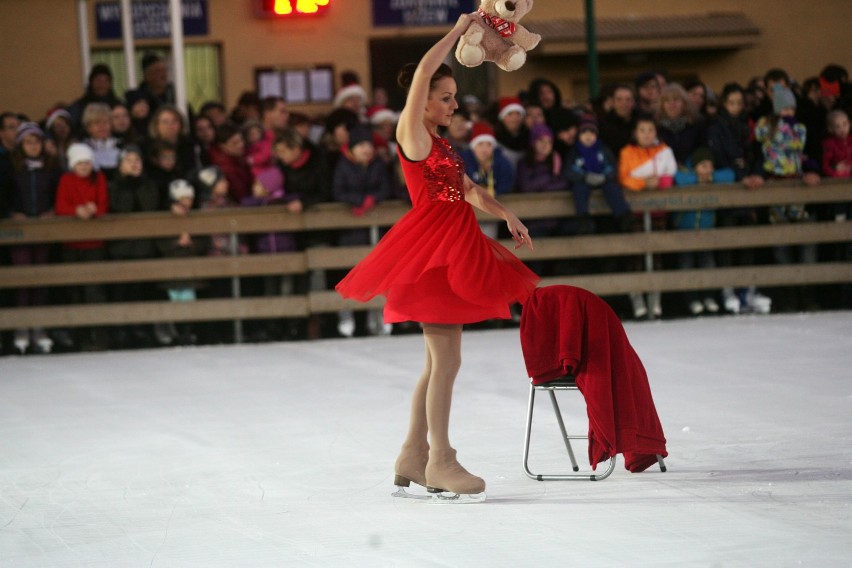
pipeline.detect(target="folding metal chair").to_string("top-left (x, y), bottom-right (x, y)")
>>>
top-left (522, 375), bottom-right (667, 481)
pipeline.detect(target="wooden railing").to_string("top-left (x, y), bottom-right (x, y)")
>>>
top-left (1, 179), bottom-right (850, 333)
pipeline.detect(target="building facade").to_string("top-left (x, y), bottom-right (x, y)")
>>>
top-left (0, 0), bottom-right (849, 121)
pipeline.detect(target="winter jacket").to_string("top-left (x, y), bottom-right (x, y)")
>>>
top-left (822, 135), bottom-right (852, 178)
top-left (332, 153), bottom-right (393, 247)
top-left (246, 128), bottom-right (276, 178)
top-left (460, 145), bottom-right (515, 196)
top-left (331, 153), bottom-right (392, 206)
top-left (240, 191), bottom-right (297, 254)
top-left (516, 154), bottom-right (568, 194)
top-left (107, 173), bottom-right (160, 259)
top-left (598, 110), bottom-right (637, 157)
top-left (278, 142), bottom-right (331, 210)
top-left (209, 144), bottom-right (254, 203)
top-left (618, 143), bottom-right (677, 191)
top-left (54, 170), bottom-right (109, 249)
top-left (658, 117), bottom-right (707, 165)
top-left (672, 165), bottom-right (736, 230)
top-left (564, 142), bottom-right (618, 186)
top-left (707, 110), bottom-right (760, 180)
top-left (10, 163), bottom-right (60, 218)
top-left (754, 116), bottom-right (807, 177)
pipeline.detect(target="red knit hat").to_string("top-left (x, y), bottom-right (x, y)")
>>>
top-left (469, 122), bottom-right (497, 148)
top-left (497, 96), bottom-right (526, 120)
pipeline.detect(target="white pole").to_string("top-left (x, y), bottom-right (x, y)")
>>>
top-left (169, 0), bottom-right (188, 120)
top-left (121, 0), bottom-right (137, 89)
top-left (77, 0), bottom-right (91, 89)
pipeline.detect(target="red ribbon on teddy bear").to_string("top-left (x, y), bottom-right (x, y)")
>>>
top-left (476, 7), bottom-right (516, 37)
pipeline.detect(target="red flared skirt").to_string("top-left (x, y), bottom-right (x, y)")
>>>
top-left (335, 200), bottom-right (540, 324)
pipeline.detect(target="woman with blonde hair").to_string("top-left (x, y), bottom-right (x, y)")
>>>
top-left (656, 83), bottom-right (707, 166)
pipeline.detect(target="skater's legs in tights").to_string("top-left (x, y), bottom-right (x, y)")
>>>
top-left (421, 323), bottom-right (462, 450)
top-left (401, 341), bottom-right (432, 450)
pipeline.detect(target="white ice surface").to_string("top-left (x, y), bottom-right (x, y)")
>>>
top-left (1, 312), bottom-right (851, 567)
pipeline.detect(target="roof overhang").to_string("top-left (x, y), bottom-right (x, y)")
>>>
top-left (525, 12), bottom-right (760, 56)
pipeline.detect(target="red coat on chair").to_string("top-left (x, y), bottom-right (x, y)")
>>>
top-left (520, 285), bottom-right (668, 472)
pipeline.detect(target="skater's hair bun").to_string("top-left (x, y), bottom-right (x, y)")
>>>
top-left (397, 63), bottom-right (454, 93)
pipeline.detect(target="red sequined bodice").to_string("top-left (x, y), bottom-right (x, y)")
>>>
top-left (398, 134), bottom-right (465, 207)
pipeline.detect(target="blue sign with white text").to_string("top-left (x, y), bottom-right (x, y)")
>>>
top-left (373, 0), bottom-right (476, 27)
top-left (95, 0), bottom-right (208, 40)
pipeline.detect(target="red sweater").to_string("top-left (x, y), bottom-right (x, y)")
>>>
top-left (520, 285), bottom-right (668, 473)
top-left (54, 171), bottom-right (109, 249)
top-left (822, 135), bottom-right (852, 178)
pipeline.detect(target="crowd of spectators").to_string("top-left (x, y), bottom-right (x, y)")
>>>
top-left (1, 54), bottom-right (850, 355)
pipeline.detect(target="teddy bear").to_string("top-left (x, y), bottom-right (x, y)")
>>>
top-left (455, 0), bottom-right (541, 72)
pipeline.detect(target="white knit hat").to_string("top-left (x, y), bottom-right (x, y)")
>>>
top-left (169, 179), bottom-right (195, 201)
top-left (67, 143), bottom-right (94, 168)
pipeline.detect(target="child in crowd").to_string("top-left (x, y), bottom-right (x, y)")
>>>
top-left (81, 102), bottom-right (121, 180)
top-left (619, 116), bottom-right (677, 319)
top-left (822, 109), bottom-right (851, 183)
top-left (242, 167), bottom-right (300, 340)
top-left (54, 143), bottom-right (110, 349)
top-left (154, 179), bottom-right (208, 345)
top-left (44, 108), bottom-right (75, 171)
top-left (367, 107), bottom-right (399, 163)
top-left (8, 122), bottom-right (60, 354)
top-left (331, 125), bottom-right (392, 337)
top-left (564, 114), bottom-right (632, 234)
top-left (494, 96), bottom-right (529, 170)
top-left (461, 122), bottom-right (515, 239)
top-left (107, 145), bottom-right (160, 347)
top-left (672, 147), bottom-right (735, 316)
top-left (147, 140), bottom-right (181, 207)
top-left (514, 123), bottom-right (568, 278)
top-left (707, 82), bottom-right (770, 314)
top-left (755, 84), bottom-right (820, 311)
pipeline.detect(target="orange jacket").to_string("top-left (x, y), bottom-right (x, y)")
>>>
top-left (618, 143), bottom-right (677, 191)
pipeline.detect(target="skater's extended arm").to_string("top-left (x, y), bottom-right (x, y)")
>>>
top-left (397, 15), bottom-right (472, 160)
top-left (464, 174), bottom-right (533, 251)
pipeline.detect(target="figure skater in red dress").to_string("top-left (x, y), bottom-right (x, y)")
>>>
top-left (336, 14), bottom-right (540, 502)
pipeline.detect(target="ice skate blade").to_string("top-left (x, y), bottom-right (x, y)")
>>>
top-left (392, 486), bottom-right (432, 500)
top-left (428, 490), bottom-right (486, 504)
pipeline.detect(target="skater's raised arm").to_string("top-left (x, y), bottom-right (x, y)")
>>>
top-left (397, 14), bottom-right (472, 161)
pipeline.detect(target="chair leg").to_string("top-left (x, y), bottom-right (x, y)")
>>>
top-left (548, 390), bottom-right (579, 472)
top-left (656, 454), bottom-right (667, 472)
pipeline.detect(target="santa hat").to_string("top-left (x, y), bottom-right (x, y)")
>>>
top-left (333, 83), bottom-right (368, 109)
top-left (367, 106), bottom-right (400, 125)
top-left (66, 143), bottom-right (94, 168)
top-left (169, 179), bottom-right (195, 202)
top-left (497, 96), bottom-right (525, 121)
top-left (469, 122), bottom-right (497, 148)
top-left (45, 108), bottom-right (72, 131)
